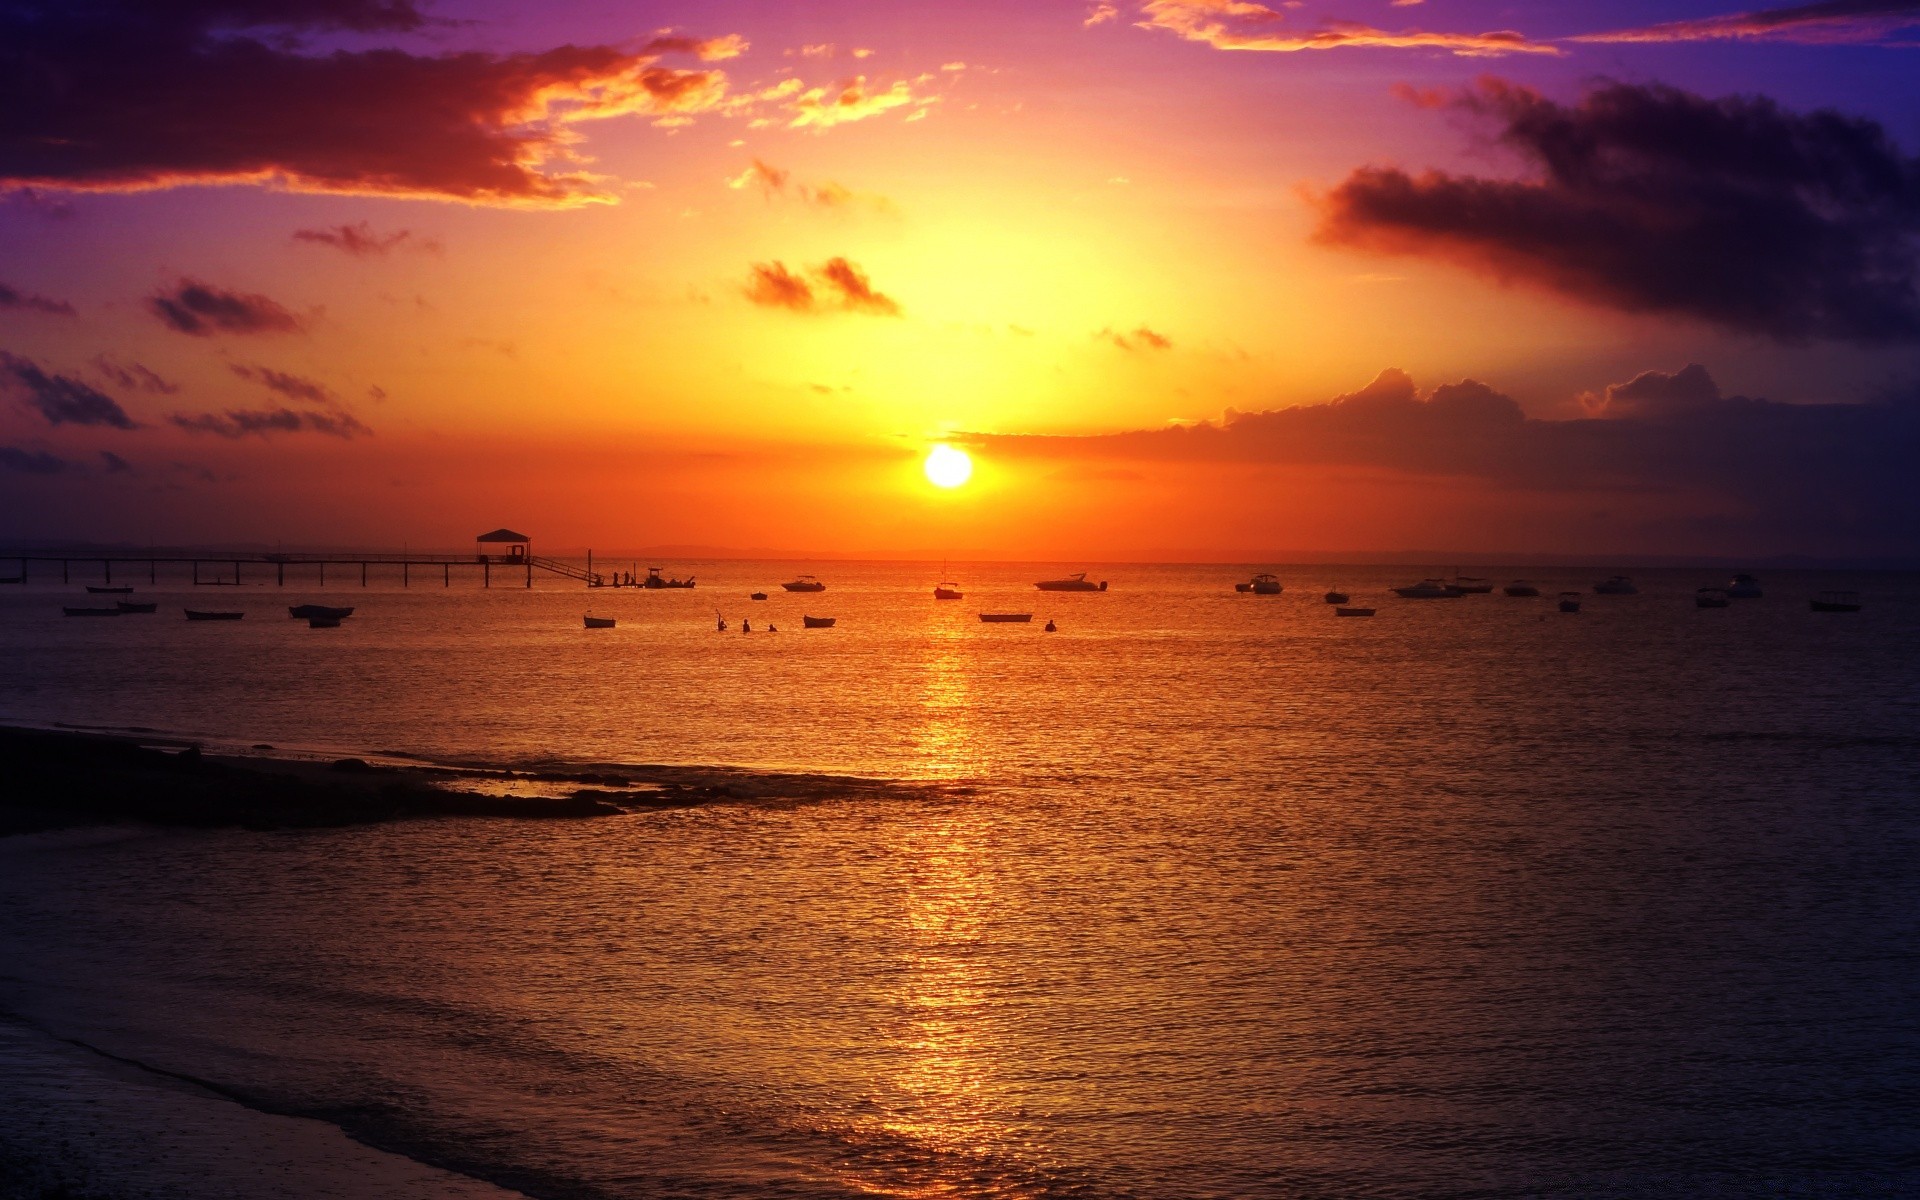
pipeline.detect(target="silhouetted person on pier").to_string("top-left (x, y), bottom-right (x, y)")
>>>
top-left (716, 614), bottom-right (726, 631)
top-left (743, 620), bottom-right (752, 633)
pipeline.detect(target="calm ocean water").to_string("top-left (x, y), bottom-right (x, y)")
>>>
top-left (1, 561), bottom-right (1917, 1198)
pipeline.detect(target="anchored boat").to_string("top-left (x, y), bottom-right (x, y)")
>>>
top-left (802, 615), bottom-right (836, 628)
top-left (1036, 572), bottom-right (1106, 592)
top-left (289, 604), bottom-right (354, 620)
top-left (185, 609), bottom-right (243, 621)
top-left (1392, 579), bottom-right (1463, 599)
top-left (783, 575), bottom-right (827, 593)
top-left (979, 613), bottom-right (1033, 623)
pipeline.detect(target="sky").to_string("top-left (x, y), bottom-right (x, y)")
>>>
top-left (1, 0), bottom-right (1917, 560)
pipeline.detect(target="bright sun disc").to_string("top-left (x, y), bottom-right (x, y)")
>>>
top-left (923, 444), bottom-right (973, 488)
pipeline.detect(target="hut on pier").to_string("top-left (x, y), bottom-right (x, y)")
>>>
top-left (476, 528), bottom-right (531, 563)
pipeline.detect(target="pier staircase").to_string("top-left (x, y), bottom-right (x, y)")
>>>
top-left (527, 555), bottom-right (604, 587)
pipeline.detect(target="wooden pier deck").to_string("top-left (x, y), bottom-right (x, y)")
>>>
top-left (0, 550), bottom-right (607, 588)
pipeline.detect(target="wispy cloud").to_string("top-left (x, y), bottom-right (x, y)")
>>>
top-left (1100, 326), bottom-right (1174, 351)
top-left (743, 258), bottom-right (901, 316)
top-left (0, 352), bottom-right (137, 428)
top-left (1135, 0), bottom-right (1560, 56)
top-left (0, 282), bottom-right (76, 316)
top-left (1576, 0), bottom-right (1920, 45)
top-left (229, 363), bottom-right (335, 406)
top-left (727, 159), bottom-right (892, 212)
top-left (91, 355), bottom-right (178, 395)
top-left (170, 408), bottom-right (371, 439)
top-left (292, 222), bottom-right (438, 256)
top-left (149, 280), bottom-right (302, 336)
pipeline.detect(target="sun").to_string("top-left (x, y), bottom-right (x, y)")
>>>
top-left (923, 444), bottom-right (973, 489)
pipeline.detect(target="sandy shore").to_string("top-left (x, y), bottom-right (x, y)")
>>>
top-left (0, 1017), bottom-right (524, 1200)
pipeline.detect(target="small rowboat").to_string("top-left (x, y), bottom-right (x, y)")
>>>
top-left (802, 615), bottom-right (836, 629)
top-left (1558, 593), bottom-right (1582, 613)
top-left (1335, 607), bottom-right (1375, 617)
top-left (86, 585), bottom-right (134, 594)
top-left (1324, 590), bottom-right (1349, 604)
top-left (584, 615), bottom-right (616, 629)
top-left (750, 592), bottom-right (768, 601)
top-left (116, 601), bottom-right (158, 614)
top-left (289, 604), bottom-right (354, 620)
top-left (185, 609), bottom-right (243, 621)
top-left (64, 606), bottom-right (121, 616)
top-left (979, 613), bottom-right (1033, 623)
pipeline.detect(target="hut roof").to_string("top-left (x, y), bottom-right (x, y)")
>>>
top-left (476, 528), bottom-right (531, 543)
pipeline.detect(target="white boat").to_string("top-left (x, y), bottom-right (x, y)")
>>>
top-left (1036, 572), bottom-right (1106, 592)
top-left (782, 575), bottom-right (827, 593)
top-left (1392, 579), bottom-right (1463, 599)
top-left (1503, 580), bottom-right (1540, 597)
top-left (1593, 576), bottom-right (1638, 595)
top-left (1249, 573), bottom-right (1282, 595)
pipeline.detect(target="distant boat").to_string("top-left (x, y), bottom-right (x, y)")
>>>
top-left (645, 567), bottom-right (695, 589)
top-left (1044, 619), bottom-right (1057, 632)
top-left (1250, 573), bottom-right (1283, 595)
top-left (1593, 576), bottom-right (1638, 595)
top-left (1451, 576), bottom-right (1494, 594)
top-left (584, 614), bottom-right (616, 628)
top-left (86, 585), bottom-right (134, 595)
top-left (115, 601), bottom-right (158, 614)
top-left (934, 583), bottom-right (964, 600)
top-left (185, 609), bottom-right (243, 621)
top-left (802, 615), bottom-right (836, 628)
top-left (1392, 579), bottom-right (1463, 599)
top-left (1558, 592), bottom-right (1582, 613)
top-left (1726, 573), bottom-right (1764, 599)
top-left (1503, 580), bottom-right (1541, 597)
top-left (63, 606), bottom-right (121, 616)
top-left (979, 613), bottom-right (1033, 623)
top-left (1811, 591), bottom-right (1862, 613)
top-left (309, 616), bottom-right (342, 629)
top-left (1335, 606), bottom-right (1375, 617)
top-left (1323, 590), bottom-right (1349, 605)
top-left (289, 604), bottom-right (354, 620)
top-left (750, 592), bottom-right (768, 601)
top-left (1036, 573), bottom-right (1106, 592)
top-left (1696, 588), bottom-right (1731, 609)
top-left (783, 575), bottom-right (827, 593)
top-left (1234, 582), bottom-right (1253, 593)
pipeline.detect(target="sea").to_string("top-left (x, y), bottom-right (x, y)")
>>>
top-left (1, 560), bottom-right (1916, 1198)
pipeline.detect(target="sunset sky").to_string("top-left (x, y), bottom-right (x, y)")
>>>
top-left (2, 0), bottom-right (1917, 559)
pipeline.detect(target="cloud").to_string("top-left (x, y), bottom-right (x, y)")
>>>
top-left (0, 352), bottom-right (137, 428)
top-left (1100, 325), bottom-right (1174, 351)
top-left (0, 283), bottom-right (76, 316)
top-left (1086, 3), bottom-right (1122, 25)
top-left (1136, 1), bottom-right (1560, 56)
top-left (149, 280), bottom-right (303, 336)
top-left (292, 222), bottom-right (436, 256)
top-left (743, 258), bottom-right (900, 315)
top-left (1577, 1), bottom-right (1920, 45)
top-left (1315, 78), bottom-right (1920, 344)
top-left (967, 365), bottom-right (1920, 551)
top-left (727, 159), bottom-right (793, 194)
top-left (639, 33), bottom-right (748, 62)
top-left (170, 408), bottom-right (371, 439)
top-left (91, 355), bottom-right (179, 395)
top-left (0, 2), bottom-right (741, 207)
top-left (784, 77), bottom-right (933, 130)
top-left (0, 445), bottom-right (76, 475)
top-left (100, 450), bottom-right (133, 474)
top-left (727, 159), bottom-right (890, 212)
top-left (229, 363), bottom-right (335, 405)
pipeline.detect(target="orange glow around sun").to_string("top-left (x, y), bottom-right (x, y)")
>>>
top-left (923, 445), bottom-right (973, 489)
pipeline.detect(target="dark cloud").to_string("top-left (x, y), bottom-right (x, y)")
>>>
top-left (0, 445), bottom-right (75, 474)
top-left (170, 407), bottom-right (371, 439)
top-left (0, 2), bottom-right (734, 207)
top-left (229, 363), bottom-right (334, 405)
top-left (91, 355), bottom-right (179, 395)
top-left (743, 258), bottom-right (900, 316)
top-left (149, 280), bottom-right (302, 336)
top-left (99, 450), bottom-right (133, 474)
top-left (0, 351), bottom-right (137, 428)
top-left (292, 222), bottom-right (436, 256)
top-left (1316, 78), bottom-right (1920, 344)
top-left (967, 365), bottom-right (1920, 554)
top-left (0, 282), bottom-right (76, 316)
top-left (1100, 325), bottom-right (1173, 351)
top-left (1578, 1), bottom-right (1920, 45)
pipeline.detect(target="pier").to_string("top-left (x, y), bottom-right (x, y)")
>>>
top-left (0, 529), bottom-right (611, 589)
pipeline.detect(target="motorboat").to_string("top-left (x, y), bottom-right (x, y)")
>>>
top-left (86, 585), bottom-right (133, 595)
top-left (934, 583), bottom-right (963, 600)
top-left (185, 609), bottom-right (243, 621)
top-left (584, 614), bottom-right (616, 628)
top-left (115, 601), bottom-right (158, 614)
top-left (1593, 576), bottom-right (1638, 595)
top-left (750, 592), bottom-right (768, 601)
top-left (309, 616), bottom-right (342, 628)
top-left (63, 606), bottom-right (121, 616)
top-left (802, 615), bottom-right (836, 628)
top-left (1234, 582), bottom-right (1253, 593)
top-left (1503, 580), bottom-right (1541, 597)
top-left (289, 604), bottom-right (354, 620)
top-left (645, 567), bottom-right (695, 589)
top-left (783, 575), bottom-right (827, 593)
top-left (1250, 573), bottom-right (1283, 595)
top-left (1558, 592), bottom-right (1582, 613)
top-left (1036, 573), bottom-right (1107, 592)
top-left (1696, 588), bottom-right (1731, 609)
top-left (979, 613), bottom-right (1033, 623)
top-left (1811, 591), bottom-right (1862, 613)
top-left (1451, 576), bottom-right (1494, 594)
top-left (1335, 606), bottom-right (1375, 617)
top-left (1392, 579), bottom-right (1463, 599)
top-left (1324, 590), bottom-right (1349, 604)
top-left (1044, 619), bottom-right (1057, 632)
top-left (1726, 573), bottom-right (1763, 599)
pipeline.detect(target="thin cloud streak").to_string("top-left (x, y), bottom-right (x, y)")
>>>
top-left (1577, 0), bottom-right (1920, 45)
